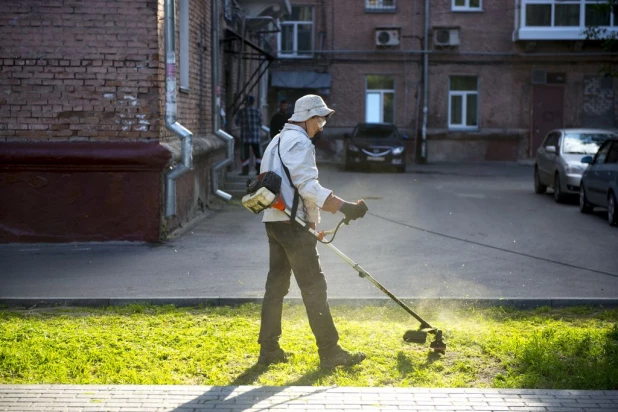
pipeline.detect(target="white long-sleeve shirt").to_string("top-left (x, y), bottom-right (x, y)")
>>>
top-left (261, 123), bottom-right (332, 224)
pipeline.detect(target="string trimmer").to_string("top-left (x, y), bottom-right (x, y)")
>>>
top-left (242, 172), bottom-right (446, 354)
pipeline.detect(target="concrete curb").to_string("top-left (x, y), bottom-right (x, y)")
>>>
top-left (2, 296), bottom-right (618, 308)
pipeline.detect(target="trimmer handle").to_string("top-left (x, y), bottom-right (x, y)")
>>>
top-left (343, 199), bottom-right (369, 225)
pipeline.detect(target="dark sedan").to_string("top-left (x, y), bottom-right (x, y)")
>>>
top-left (344, 123), bottom-right (408, 172)
top-left (579, 138), bottom-right (618, 226)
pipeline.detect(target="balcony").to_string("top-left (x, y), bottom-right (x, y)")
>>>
top-left (515, 0), bottom-right (618, 41)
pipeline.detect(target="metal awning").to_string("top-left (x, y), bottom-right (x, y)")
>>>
top-left (271, 71), bottom-right (332, 89)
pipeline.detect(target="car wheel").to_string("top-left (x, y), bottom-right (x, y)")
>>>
top-left (579, 185), bottom-right (593, 214)
top-left (534, 167), bottom-right (546, 194)
top-left (553, 173), bottom-right (566, 203)
top-left (608, 191), bottom-right (618, 226)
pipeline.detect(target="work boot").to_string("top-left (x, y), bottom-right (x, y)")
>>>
top-left (319, 345), bottom-right (365, 369)
top-left (257, 346), bottom-right (288, 366)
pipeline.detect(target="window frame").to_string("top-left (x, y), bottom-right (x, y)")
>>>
top-left (277, 6), bottom-right (315, 59)
top-left (448, 76), bottom-right (479, 130)
top-left (365, 75), bottom-right (396, 124)
top-left (521, 0), bottom-right (616, 29)
top-left (179, 0), bottom-right (190, 92)
top-left (604, 141), bottom-right (618, 163)
top-left (451, 0), bottom-right (483, 12)
top-left (365, 0), bottom-right (397, 12)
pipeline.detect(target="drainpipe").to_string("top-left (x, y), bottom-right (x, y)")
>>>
top-left (420, 0), bottom-right (429, 163)
top-left (211, 0), bottom-right (233, 201)
top-left (164, 0), bottom-right (193, 218)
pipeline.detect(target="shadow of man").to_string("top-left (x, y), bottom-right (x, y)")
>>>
top-left (172, 361), bottom-right (343, 411)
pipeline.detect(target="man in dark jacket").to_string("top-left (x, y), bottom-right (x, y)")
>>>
top-left (269, 100), bottom-right (291, 139)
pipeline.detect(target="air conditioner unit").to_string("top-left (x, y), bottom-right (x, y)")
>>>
top-left (433, 28), bottom-right (460, 47)
top-left (375, 29), bottom-right (400, 46)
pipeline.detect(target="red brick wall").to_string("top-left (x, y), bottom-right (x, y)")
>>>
top-left (265, 0), bottom-right (618, 161)
top-left (0, 0), bottom-right (161, 142)
top-left (159, 0), bottom-right (214, 141)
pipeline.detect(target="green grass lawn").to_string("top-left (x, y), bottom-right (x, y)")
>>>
top-left (1, 303), bottom-right (617, 389)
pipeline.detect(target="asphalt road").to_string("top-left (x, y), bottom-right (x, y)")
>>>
top-left (2, 162), bottom-right (617, 299)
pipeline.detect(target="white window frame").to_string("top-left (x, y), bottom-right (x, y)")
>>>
top-left (179, 0), bottom-right (190, 91)
top-left (366, 0), bottom-right (396, 11)
top-left (278, 6), bottom-right (314, 59)
top-left (521, 0), bottom-right (616, 29)
top-left (452, 0), bottom-right (483, 12)
top-left (365, 76), bottom-right (395, 124)
top-left (448, 76), bottom-right (479, 130)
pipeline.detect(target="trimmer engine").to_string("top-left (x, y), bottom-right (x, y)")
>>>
top-left (241, 172), bottom-right (282, 214)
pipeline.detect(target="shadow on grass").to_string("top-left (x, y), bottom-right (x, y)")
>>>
top-left (229, 363), bottom-right (269, 386)
top-left (396, 350), bottom-right (441, 377)
top-left (229, 361), bottom-right (338, 387)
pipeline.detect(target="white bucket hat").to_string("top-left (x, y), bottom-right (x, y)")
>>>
top-left (289, 94), bottom-right (335, 122)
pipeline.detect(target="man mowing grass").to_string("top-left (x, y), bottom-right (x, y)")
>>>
top-left (257, 94), bottom-right (368, 369)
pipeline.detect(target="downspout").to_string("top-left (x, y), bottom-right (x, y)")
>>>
top-left (420, 0), bottom-right (429, 163)
top-left (165, 0), bottom-right (193, 218)
top-left (211, 0), bottom-right (234, 201)
top-left (237, 13), bottom-right (246, 106)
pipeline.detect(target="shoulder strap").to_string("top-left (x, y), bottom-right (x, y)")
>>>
top-left (277, 136), bottom-right (300, 222)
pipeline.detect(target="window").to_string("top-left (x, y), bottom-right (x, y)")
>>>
top-left (586, 1), bottom-right (612, 26)
top-left (179, 0), bottom-right (189, 91)
top-left (594, 141), bottom-right (611, 164)
top-left (279, 6), bottom-right (313, 58)
top-left (605, 142), bottom-right (618, 163)
top-left (365, 75), bottom-right (395, 124)
top-left (448, 76), bottom-right (478, 129)
top-left (522, 0), bottom-right (616, 28)
top-left (452, 0), bottom-right (482, 11)
top-left (366, 0), bottom-right (396, 11)
top-left (563, 132), bottom-right (612, 154)
top-left (543, 132), bottom-right (560, 148)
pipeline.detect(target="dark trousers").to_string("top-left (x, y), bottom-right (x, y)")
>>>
top-left (259, 222), bottom-right (339, 353)
top-left (240, 143), bottom-right (262, 174)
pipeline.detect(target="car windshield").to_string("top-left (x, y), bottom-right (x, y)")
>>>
top-left (562, 133), bottom-right (612, 154)
top-left (354, 125), bottom-right (398, 139)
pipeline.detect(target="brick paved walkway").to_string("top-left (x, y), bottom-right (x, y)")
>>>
top-left (1, 385), bottom-right (617, 411)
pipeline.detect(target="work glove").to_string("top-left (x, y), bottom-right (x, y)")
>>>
top-left (340, 200), bottom-right (368, 223)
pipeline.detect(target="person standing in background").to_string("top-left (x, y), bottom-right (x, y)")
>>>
top-left (269, 100), bottom-right (291, 139)
top-left (235, 95), bottom-right (263, 176)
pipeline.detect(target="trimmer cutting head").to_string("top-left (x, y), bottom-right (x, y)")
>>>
top-left (403, 329), bottom-right (447, 354)
top-left (403, 329), bottom-right (427, 344)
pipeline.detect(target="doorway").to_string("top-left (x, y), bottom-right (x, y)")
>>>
top-left (530, 85), bottom-right (564, 156)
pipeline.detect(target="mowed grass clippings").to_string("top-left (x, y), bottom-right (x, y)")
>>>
top-left (0, 303), bottom-right (617, 389)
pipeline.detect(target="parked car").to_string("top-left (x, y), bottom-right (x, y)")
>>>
top-left (534, 128), bottom-right (615, 203)
top-left (579, 138), bottom-right (618, 226)
top-left (344, 123), bottom-right (408, 172)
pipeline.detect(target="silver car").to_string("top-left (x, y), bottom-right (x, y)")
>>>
top-left (534, 128), bottom-right (616, 203)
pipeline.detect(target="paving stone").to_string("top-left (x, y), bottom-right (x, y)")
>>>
top-left (1, 385), bottom-right (617, 411)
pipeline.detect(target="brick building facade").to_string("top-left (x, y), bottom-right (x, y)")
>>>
top-left (0, 0), bottom-right (284, 243)
top-left (1, 0), bottom-right (616, 242)
top-left (266, 0), bottom-right (618, 163)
